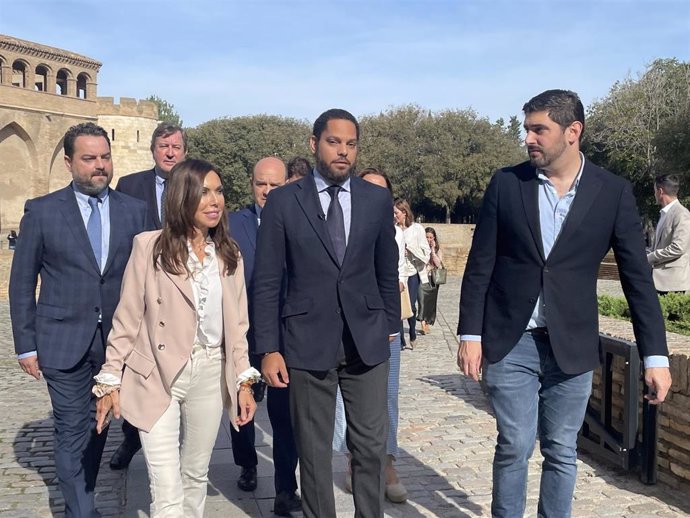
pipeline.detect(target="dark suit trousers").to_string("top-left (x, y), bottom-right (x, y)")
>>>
top-left (267, 385), bottom-right (299, 494)
top-left (289, 338), bottom-right (389, 518)
top-left (42, 327), bottom-right (108, 518)
top-left (230, 353), bottom-right (260, 468)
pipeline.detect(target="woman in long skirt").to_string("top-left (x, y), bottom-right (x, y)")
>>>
top-left (418, 227), bottom-right (443, 335)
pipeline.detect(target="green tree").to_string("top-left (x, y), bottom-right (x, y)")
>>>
top-left (146, 95), bottom-right (183, 126)
top-left (358, 105), bottom-right (523, 222)
top-left (187, 115), bottom-right (311, 210)
top-left (584, 58), bottom-right (690, 216)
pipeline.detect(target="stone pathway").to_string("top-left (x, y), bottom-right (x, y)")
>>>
top-left (1, 278), bottom-right (689, 516)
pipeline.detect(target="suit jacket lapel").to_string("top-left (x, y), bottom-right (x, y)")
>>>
top-left (58, 185), bottom-right (102, 273)
top-left (346, 178), bottom-right (367, 266)
top-left (550, 162), bottom-right (602, 255)
top-left (103, 189), bottom-right (123, 275)
top-left (243, 206), bottom-right (258, 252)
top-left (295, 175), bottom-right (340, 267)
top-left (147, 170), bottom-right (162, 229)
top-left (161, 264), bottom-right (195, 309)
top-left (518, 171), bottom-right (546, 261)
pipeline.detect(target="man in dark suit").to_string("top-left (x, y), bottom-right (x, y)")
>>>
top-left (253, 109), bottom-right (400, 518)
top-left (228, 156), bottom-right (300, 516)
top-left (115, 122), bottom-right (187, 230)
top-left (108, 122), bottom-right (186, 469)
top-left (457, 90), bottom-right (672, 518)
top-left (9, 123), bottom-right (148, 517)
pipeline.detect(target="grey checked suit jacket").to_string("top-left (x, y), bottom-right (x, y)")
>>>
top-left (9, 184), bottom-right (148, 370)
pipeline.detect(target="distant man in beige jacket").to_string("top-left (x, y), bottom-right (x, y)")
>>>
top-left (648, 174), bottom-right (690, 294)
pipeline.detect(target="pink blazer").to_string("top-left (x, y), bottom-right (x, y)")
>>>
top-left (100, 230), bottom-right (251, 432)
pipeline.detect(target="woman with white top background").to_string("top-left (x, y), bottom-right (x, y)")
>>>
top-left (394, 198), bottom-right (431, 349)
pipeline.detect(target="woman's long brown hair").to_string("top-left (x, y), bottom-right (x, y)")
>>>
top-left (153, 158), bottom-right (239, 276)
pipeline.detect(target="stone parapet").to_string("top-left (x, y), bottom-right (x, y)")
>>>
top-left (593, 316), bottom-right (690, 492)
top-left (0, 84), bottom-right (98, 118)
top-left (97, 97), bottom-right (158, 119)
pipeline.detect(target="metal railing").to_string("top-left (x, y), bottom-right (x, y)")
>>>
top-left (578, 334), bottom-right (658, 484)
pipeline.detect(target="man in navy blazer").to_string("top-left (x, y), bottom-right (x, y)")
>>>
top-left (9, 123), bottom-right (148, 517)
top-left (115, 122), bottom-right (187, 230)
top-left (228, 156), bottom-right (300, 516)
top-left (108, 122), bottom-right (186, 469)
top-left (458, 90), bottom-right (672, 518)
top-left (253, 109), bottom-right (400, 517)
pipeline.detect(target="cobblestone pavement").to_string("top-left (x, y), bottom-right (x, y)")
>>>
top-left (2, 279), bottom-right (689, 517)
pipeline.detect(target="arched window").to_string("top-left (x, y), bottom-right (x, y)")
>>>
top-left (35, 65), bottom-right (49, 91)
top-left (77, 72), bottom-right (89, 99)
top-left (12, 60), bottom-right (27, 88)
top-left (56, 68), bottom-right (70, 95)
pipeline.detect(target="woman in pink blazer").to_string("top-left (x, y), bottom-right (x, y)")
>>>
top-left (94, 158), bottom-right (259, 518)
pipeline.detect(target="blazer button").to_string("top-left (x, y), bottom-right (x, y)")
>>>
top-left (529, 297), bottom-right (536, 303)
top-left (336, 308), bottom-right (341, 314)
top-left (159, 321), bottom-right (165, 327)
top-left (158, 344), bottom-right (165, 350)
top-left (100, 279), bottom-right (105, 285)
top-left (157, 297), bottom-right (163, 304)
top-left (94, 306), bottom-right (100, 313)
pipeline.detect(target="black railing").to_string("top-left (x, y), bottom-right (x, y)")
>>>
top-left (578, 334), bottom-right (658, 484)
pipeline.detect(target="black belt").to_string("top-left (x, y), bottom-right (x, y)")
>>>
top-left (528, 327), bottom-right (548, 336)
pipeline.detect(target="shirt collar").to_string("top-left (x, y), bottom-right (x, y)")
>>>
top-left (72, 183), bottom-right (109, 204)
top-left (313, 168), bottom-right (351, 193)
top-left (155, 173), bottom-right (166, 187)
top-left (536, 152), bottom-right (585, 193)
top-left (254, 203), bottom-right (263, 220)
top-left (661, 198), bottom-right (678, 214)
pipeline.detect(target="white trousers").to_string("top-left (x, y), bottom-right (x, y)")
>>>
top-left (139, 345), bottom-right (225, 518)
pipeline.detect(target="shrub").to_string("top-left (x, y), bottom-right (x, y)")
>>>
top-left (598, 293), bottom-right (690, 336)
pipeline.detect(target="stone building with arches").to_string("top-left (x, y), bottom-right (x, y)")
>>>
top-left (0, 34), bottom-right (159, 235)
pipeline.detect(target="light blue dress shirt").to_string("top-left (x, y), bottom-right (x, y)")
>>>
top-left (155, 172), bottom-right (166, 222)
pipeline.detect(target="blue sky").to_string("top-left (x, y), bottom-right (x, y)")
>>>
top-left (1, 0), bottom-right (688, 127)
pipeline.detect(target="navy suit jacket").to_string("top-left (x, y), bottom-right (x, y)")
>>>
top-left (9, 185), bottom-right (148, 370)
top-left (252, 174), bottom-right (400, 370)
top-left (458, 159), bottom-right (668, 374)
top-left (116, 168), bottom-right (161, 230)
top-left (228, 205), bottom-right (260, 352)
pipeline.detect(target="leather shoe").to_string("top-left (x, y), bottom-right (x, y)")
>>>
top-left (109, 439), bottom-right (141, 470)
top-left (385, 481), bottom-right (408, 503)
top-left (273, 491), bottom-right (302, 516)
top-left (237, 466), bottom-right (257, 492)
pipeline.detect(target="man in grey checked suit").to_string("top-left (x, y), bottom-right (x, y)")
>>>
top-left (9, 123), bottom-right (148, 517)
top-left (648, 173), bottom-right (690, 294)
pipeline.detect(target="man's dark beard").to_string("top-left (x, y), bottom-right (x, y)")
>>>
top-left (315, 156), bottom-right (354, 183)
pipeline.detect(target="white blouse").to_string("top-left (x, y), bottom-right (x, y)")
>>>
top-left (401, 223), bottom-right (431, 277)
top-left (186, 239), bottom-right (223, 348)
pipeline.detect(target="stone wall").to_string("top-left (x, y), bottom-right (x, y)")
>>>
top-left (0, 34), bottom-right (158, 234)
top-left (0, 93), bottom-right (158, 233)
top-left (97, 97), bottom-right (158, 181)
top-left (423, 223), bottom-right (475, 275)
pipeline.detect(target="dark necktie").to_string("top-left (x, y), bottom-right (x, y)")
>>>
top-left (326, 185), bottom-right (346, 264)
top-left (87, 196), bottom-right (102, 270)
top-left (160, 179), bottom-right (167, 226)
